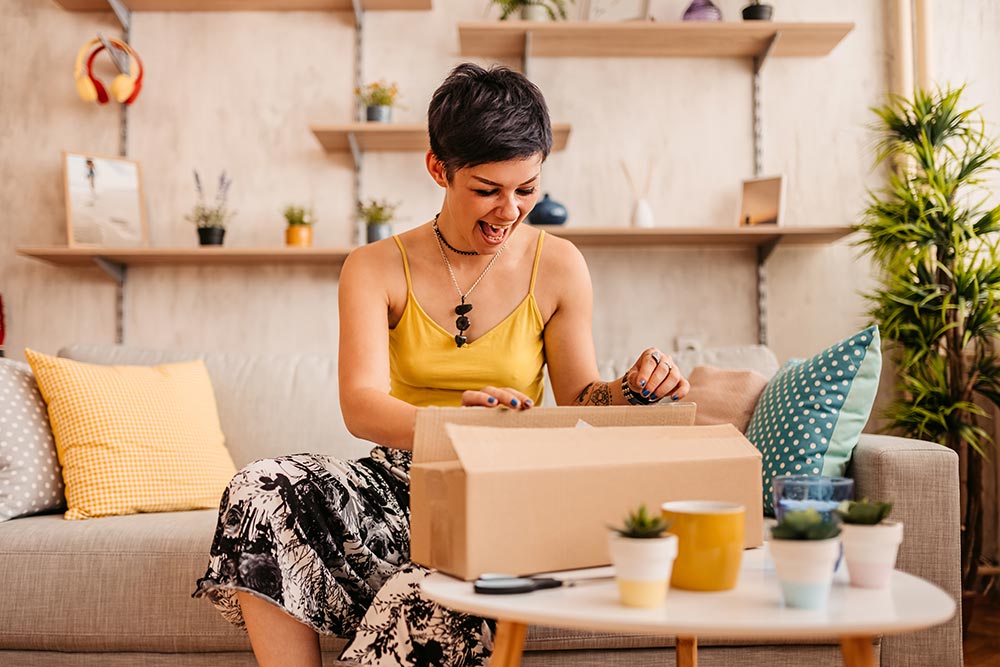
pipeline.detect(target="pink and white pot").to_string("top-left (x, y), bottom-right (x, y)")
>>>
top-left (840, 521), bottom-right (904, 589)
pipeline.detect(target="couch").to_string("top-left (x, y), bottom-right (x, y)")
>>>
top-left (0, 343), bottom-right (962, 666)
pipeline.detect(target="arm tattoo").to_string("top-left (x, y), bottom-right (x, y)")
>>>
top-left (575, 381), bottom-right (613, 406)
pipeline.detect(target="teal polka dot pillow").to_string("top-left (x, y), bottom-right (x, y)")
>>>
top-left (745, 326), bottom-right (882, 515)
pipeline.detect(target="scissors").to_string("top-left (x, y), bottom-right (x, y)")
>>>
top-left (473, 572), bottom-right (613, 595)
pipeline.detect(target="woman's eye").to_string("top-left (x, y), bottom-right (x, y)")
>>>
top-left (474, 189), bottom-right (497, 197)
top-left (517, 188), bottom-right (536, 196)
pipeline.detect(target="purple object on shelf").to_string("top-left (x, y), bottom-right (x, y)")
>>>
top-left (682, 0), bottom-right (723, 21)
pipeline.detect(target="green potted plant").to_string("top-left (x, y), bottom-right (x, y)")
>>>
top-left (607, 504), bottom-right (677, 608)
top-left (854, 86), bottom-right (1000, 606)
top-left (491, 0), bottom-right (572, 21)
top-left (185, 170), bottom-right (233, 246)
top-left (768, 509), bottom-right (841, 609)
top-left (283, 205), bottom-right (315, 248)
top-left (835, 499), bottom-right (902, 589)
top-left (356, 80), bottom-right (400, 123)
top-left (358, 198), bottom-right (397, 244)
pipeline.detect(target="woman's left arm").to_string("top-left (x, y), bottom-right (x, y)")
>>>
top-left (542, 239), bottom-right (689, 406)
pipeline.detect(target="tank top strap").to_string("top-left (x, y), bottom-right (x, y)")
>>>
top-left (528, 230), bottom-right (546, 295)
top-left (392, 235), bottom-right (413, 292)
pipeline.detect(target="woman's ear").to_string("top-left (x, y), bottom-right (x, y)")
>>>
top-left (425, 151), bottom-right (449, 188)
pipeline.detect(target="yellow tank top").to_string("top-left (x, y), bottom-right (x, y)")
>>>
top-left (389, 232), bottom-right (547, 407)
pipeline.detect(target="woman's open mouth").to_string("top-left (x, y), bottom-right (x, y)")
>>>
top-left (478, 221), bottom-right (511, 245)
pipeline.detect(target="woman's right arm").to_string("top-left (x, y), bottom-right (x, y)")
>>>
top-left (338, 245), bottom-right (418, 451)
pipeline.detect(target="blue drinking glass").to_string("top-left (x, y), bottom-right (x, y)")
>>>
top-left (772, 475), bottom-right (854, 523)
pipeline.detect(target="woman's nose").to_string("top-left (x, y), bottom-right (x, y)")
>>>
top-left (497, 195), bottom-right (519, 222)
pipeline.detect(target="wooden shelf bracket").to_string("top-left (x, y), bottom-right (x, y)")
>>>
top-left (754, 31), bottom-right (781, 75)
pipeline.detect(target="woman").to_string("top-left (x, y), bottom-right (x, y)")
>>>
top-left (194, 63), bottom-right (689, 667)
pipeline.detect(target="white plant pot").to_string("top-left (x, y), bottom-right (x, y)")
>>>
top-left (840, 521), bottom-right (903, 589)
top-left (520, 4), bottom-right (550, 21)
top-left (767, 537), bottom-right (840, 609)
top-left (608, 533), bottom-right (678, 608)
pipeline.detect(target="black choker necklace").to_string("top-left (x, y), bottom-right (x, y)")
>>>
top-left (433, 214), bottom-right (478, 256)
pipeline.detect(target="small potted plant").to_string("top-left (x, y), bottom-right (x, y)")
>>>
top-left (185, 170), bottom-right (233, 246)
top-left (492, 0), bottom-right (571, 21)
top-left (283, 205), bottom-right (315, 248)
top-left (835, 499), bottom-right (903, 589)
top-left (358, 199), bottom-right (397, 244)
top-left (356, 80), bottom-right (400, 123)
top-left (607, 504), bottom-right (677, 608)
top-left (768, 509), bottom-right (841, 609)
top-left (741, 0), bottom-right (773, 21)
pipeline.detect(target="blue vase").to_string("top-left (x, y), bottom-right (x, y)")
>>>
top-left (527, 193), bottom-right (568, 226)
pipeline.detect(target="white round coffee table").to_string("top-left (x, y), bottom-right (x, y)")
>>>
top-left (421, 548), bottom-right (956, 667)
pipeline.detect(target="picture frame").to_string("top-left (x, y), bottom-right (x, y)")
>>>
top-left (738, 175), bottom-right (785, 227)
top-left (63, 151), bottom-right (148, 248)
top-left (580, 0), bottom-right (652, 22)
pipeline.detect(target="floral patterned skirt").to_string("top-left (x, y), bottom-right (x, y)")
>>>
top-left (192, 448), bottom-right (492, 666)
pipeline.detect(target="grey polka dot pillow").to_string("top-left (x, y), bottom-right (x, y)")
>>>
top-left (0, 359), bottom-right (65, 520)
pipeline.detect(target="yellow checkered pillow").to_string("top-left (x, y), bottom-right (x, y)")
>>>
top-left (24, 349), bottom-right (236, 520)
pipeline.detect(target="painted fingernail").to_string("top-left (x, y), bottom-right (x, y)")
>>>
top-left (672, 394), bottom-right (679, 401)
top-left (524, 399), bottom-right (533, 407)
top-left (650, 394), bottom-right (657, 400)
top-left (488, 397), bottom-right (497, 404)
top-left (641, 389), bottom-right (650, 397)
top-left (510, 398), bottom-right (519, 407)
top-left (639, 379), bottom-right (646, 387)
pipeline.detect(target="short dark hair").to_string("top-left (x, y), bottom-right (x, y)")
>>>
top-left (428, 63), bottom-right (552, 179)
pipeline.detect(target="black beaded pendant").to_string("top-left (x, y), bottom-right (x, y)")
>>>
top-left (454, 300), bottom-right (473, 347)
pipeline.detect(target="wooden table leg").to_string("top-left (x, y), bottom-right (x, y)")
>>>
top-left (489, 620), bottom-right (527, 667)
top-left (676, 636), bottom-right (697, 667)
top-left (840, 636), bottom-right (877, 667)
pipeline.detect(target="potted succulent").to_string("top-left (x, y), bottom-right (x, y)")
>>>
top-left (358, 199), bottom-right (397, 244)
top-left (607, 504), bottom-right (677, 609)
top-left (741, 0), bottom-right (773, 21)
top-left (185, 170), bottom-right (233, 246)
top-left (356, 80), bottom-right (400, 123)
top-left (768, 509), bottom-right (841, 609)
top-left (491, 0), bottom-right (571, 21)
top-left (835, 499), bottom-right (902, 589)
top-left (283, 205), bottom-right (315, 248)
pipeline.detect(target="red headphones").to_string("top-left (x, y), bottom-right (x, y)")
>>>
top-left (74, 38), bottom-right (144, 105)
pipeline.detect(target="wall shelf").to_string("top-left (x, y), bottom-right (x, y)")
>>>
top-left (310, 123), bottom-right (572, 164)
top-left (55, 0), bottom-right (430, 11)
top-left (17, 247), bottom-right (352, 280)
top-left (457, 21), bottom-right (854, 59)
top-left (17, 227), bottom-right (850, 280)
top-left (546, 226), bottom-right (853, 248)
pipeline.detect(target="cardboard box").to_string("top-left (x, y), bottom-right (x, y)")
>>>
top-left (410, 406), bottom-right (763, 580)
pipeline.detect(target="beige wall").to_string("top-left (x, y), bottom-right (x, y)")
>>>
top-left (0, 0), bottom-right (991, 372)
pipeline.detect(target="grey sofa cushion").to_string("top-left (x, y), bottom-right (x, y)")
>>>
top-left (0, 359), bottom-right (65, 521)
top-left (59, 345), bottom-right (372, 467)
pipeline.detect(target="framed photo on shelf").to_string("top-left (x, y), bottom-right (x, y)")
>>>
top-left (738, 175), bottom-right (785, 227)
top-left (580, 0), bottom-right (652, 21)
top-left (63, 151), bottom-right (148, 248)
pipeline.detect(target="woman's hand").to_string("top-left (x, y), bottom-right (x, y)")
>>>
top-left (461, 386), bottom-right (534, 410)
top-left (626, 348), bottom-right (690, 404)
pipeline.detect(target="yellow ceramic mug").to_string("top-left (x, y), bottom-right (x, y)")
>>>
top-left (662, 500), bottom-right (745, 591)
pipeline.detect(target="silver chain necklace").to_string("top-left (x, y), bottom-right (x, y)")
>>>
top-left (432, 222), bottom-right (510, 347)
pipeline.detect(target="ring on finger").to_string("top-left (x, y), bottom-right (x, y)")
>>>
top-left (651, 351), bottom-right (661, 363)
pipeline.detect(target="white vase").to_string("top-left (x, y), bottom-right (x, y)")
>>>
top-left (608, 532), bottom-right (678, 608)
top-left (631, 199), bottom-right (655, 228)
top-left (840, 521), bottom-right (904, 589)
top-left (520, 4), bottom-right (550, 20)
top-left (767, 537), bottom-right (840, 609)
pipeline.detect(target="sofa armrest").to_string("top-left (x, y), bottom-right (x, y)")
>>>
top-left (849, 433), bottom-right (962, 667)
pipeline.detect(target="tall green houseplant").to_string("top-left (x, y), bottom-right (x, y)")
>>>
top-left (856, 86), bottom-right (1000, 591)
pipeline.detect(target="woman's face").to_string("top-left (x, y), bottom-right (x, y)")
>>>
top-left (432, 153), bottom-right (543, 253)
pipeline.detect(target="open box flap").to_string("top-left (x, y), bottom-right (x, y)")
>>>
top-left (445, 423), bottom-right (760, 474)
